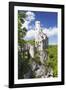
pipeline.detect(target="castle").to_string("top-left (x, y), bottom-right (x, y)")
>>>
top-left (29, 21), bottom-right (48, 64)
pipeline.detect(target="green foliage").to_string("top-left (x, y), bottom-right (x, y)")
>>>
top-left (46, 45), bottom-right (58, 77)
top-left (18, 11), bottom-right (30, 79)
top-left (26, 40), bottom-right (35, 45)
top-left (18, 52), bottom-right (31, 79)
top-left (18, 11), bottom-right (27, 46)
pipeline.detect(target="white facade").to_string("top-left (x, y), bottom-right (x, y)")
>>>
top-left (35, 21), bottom-right (48, 48)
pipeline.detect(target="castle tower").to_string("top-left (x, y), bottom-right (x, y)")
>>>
top-left (35, 21), bottom-right (41, 47)
top-left (35, 21), bottom-right (48, 64)
top-left (35, 21), bottom-right (41, 31)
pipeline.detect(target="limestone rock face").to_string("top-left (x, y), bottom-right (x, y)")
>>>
top-left (34, 65), bottom-right (45, 78)
top-left (29, 44), bottom-right (34, 58)
top-left (30, 60), bottom-right (46, 78)
top-left (30, 60), bottom-right (53, 78)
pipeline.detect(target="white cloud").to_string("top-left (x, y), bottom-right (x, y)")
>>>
top-left (22, 11), bottom-right (35, 30)
top-left (24, 27), bottom-right (58, 40)
top-left (43, 27), bottom-right (58, 37)
top-left (24, 30), bottom-right (35, 40)
top-left (26, 11), bottom-right (35, 22)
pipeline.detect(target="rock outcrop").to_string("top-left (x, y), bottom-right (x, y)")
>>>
top-left (23, 21), bottom-right (53, 78)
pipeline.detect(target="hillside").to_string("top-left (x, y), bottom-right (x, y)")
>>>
top-left (46, 45), bottom-right (58, 77)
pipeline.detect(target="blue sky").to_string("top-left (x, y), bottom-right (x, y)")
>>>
top-left (35, 11), bottom-right (57, 28)
top-left (20, 10), bottom-right (58, 45)
top-left (29, 11), bottom-right (57, 28)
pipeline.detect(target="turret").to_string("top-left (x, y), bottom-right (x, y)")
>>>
top-left (35, 21), bottom-right (41, 31)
